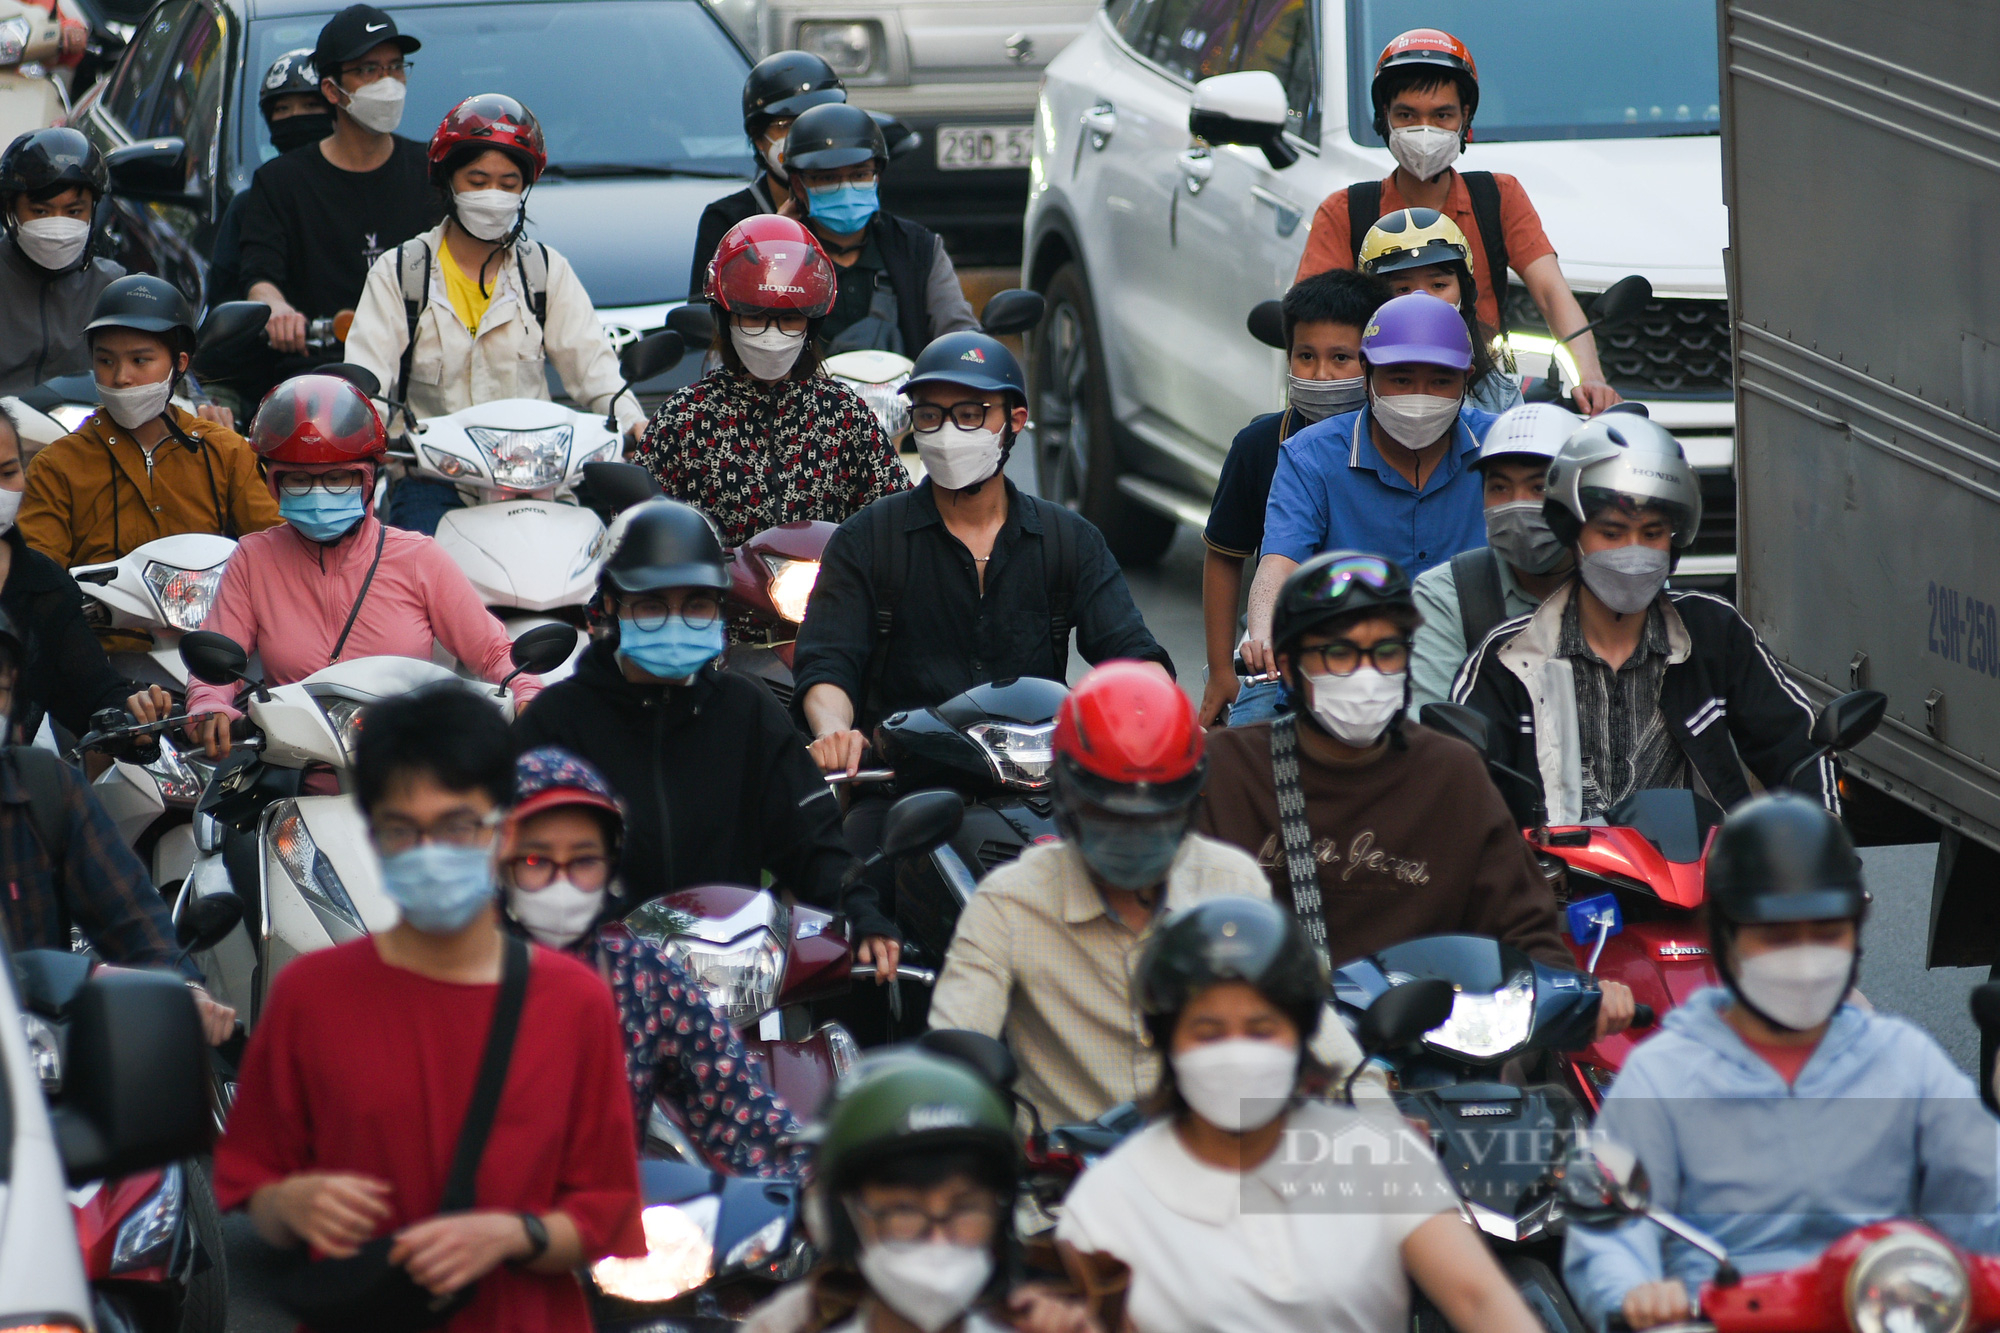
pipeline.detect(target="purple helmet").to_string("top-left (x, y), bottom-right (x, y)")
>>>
top-left (1359, 292), bottom-right (1473, 371)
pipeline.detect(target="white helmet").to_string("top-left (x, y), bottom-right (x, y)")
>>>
top-left (1543, 414), bottom-right (1703, 550)
top-left (1477, 402), bottom-right (1582, 468)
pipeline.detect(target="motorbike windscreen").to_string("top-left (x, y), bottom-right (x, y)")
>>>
top-left (1602, 787), bottom-right (1723, 863)
top-left (1345, 0), bottom-right (1720, 144)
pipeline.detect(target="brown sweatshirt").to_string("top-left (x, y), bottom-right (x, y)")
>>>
top-left (1194, 719), bottom-right (1568, 968)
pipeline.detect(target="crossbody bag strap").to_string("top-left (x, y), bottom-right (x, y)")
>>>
top-left (439, 934), bottom-right (531, 1213)
top-left (328, 522), bottom-right (388, 663)
top-left (1268, 714), bottom-right (1329, 974)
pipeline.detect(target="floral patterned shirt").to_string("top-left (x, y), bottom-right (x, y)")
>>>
top-left (585, 929), bottom-right (806, 1178)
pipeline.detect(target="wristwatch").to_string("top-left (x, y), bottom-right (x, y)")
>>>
top-left (516, 1212), bottom-right (550, 1265)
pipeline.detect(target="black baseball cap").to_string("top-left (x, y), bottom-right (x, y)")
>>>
top-left (314, 5), bottom-right (420, 77)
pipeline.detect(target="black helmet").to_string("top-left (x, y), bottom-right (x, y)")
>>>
top-left (903, 332), bottom-right (1026, 404)
top-left (1139, 897), bottom-right (1327, 1046)
top-left (598, 498), bottom-right (728, 594)
top-left (0, 127), bottom-right (108, 201)
top-left (1707, 794), bottom-right (1867, 927)
top-left (85, 275), bottom-right (197, 354)
top-left (784, 102), bottom-right (887, 173)
top-left (1272, 550), bottom-right (1418, 656)
top-left (259, 48), bottom-right (320, 111)
top-left (743, 50), bottom-right (846, 136)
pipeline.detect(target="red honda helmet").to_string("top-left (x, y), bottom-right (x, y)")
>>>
top-left (704, 215), bottom-right (836, 319)
top-left (428, 93), bottom-right (547, 185)
top-left (249, 375), bottom-right (387, 466)
top-left (1372, 29), bottom-right (1479, 137)
top-left (1054, 661), bottom-right (1206, 816)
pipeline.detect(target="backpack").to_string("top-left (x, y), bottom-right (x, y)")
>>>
top-left (1347, 172), bottom-right (1510, 314)
top-left (393, 238), bottom-right (550, 403)
top-left (1449, 547), bottom-right (1510, 652)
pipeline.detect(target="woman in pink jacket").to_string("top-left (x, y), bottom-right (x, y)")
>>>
top-left (140, 375), bottom-right (541, 758)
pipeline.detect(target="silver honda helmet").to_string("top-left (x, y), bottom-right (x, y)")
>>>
top-left (1542, 414), bottom-right (1703, 550)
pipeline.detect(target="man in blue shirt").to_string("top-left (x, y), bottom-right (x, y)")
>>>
top-left (1242, 292), bottom-right (1494, 675)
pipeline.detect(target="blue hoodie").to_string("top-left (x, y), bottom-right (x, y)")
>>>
top-left (1563, 987), bottom-right (2000, 1331)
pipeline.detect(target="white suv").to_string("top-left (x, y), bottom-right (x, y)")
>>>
top-left (1023, 0), bottom-right (1735, 579)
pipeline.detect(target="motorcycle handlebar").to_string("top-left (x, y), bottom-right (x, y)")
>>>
top-left (1631, 1003), bottom-right (1656, 1029)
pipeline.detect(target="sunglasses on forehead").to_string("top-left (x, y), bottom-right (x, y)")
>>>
top-left (1297, 555), bottom-right (1396, 606)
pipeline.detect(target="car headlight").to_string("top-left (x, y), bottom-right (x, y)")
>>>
top-left (1424, 970), bottom-right (1536, 1061)
top-left (592, 1197), bottom-right (717, 1303)
top-left (967, 721), bottom-right (1057, 790)
top-left (21, 1013), bottom-right (60, 1093)
top-left (144, 735), bottom-right (205, 804)
top-left (0, 16), bottom-right (31, 63)
top-left (269, 801), bottom-right (365, 937)
top-left (797, 19), bottom-right (879, 76)
top-left (112, 1163), bottom-right (184, 1272)
top-left (465, 424), bottom-right (572, 491)
top-left (318, 697), bottom-right (367, 763)
top-left (761, 555), bottom-right (820, 624)
top-left (665, 925), bottom-right (787, 1025)
top-left (1848, 1231), bottom-right (1970, 1333)
top-left (143, 559), bottom-right (227, 632)
top-left (420, 444), bottom-right (479, 480)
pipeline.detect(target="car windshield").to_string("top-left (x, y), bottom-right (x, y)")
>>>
top-left (237, 0), bottom-right (752, 184)
top-left (1345, 0), bottom-right (1720, 144)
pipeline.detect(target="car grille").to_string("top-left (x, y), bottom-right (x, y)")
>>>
top-left (1691, 466), bottom-right (1736, 561)
top-left (1505, 287), bottom-right (1733, 397)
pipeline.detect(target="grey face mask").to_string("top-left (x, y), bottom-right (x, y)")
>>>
top-left (1484, 500), bottom-right (1569, 575)
top-left (1288, 373), bottom-right (1367, 424)
top-left (1579, 544), bottom-right (1670, 615)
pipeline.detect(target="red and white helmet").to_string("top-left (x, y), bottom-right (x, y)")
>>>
top-left (249, 375), bottom-right (387, 466)
top-left (1053, 661), bottom-right (1207, 817)
top-left (704, 215), bottom-right (836, 319)
top-left (428, 93), bottom-right (547, 185)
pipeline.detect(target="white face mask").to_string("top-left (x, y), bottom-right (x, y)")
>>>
top-left (1305, 667), bottom-right (1405, 747)
top-left (340, 77), bottom-right (406, 134)
top-left (1388, 124), bottom-right (1462, 181)
top-left (1734, 943), bottom-right (1853, 1032)
top-left (1288, 373), bottom-right (1367, 424)
top-left (761, 130), bottom-right (789, 183)
top-left (729, 323), bottom-right (806, 381)
top-left (856, 1240), bottom-right (993, 1333)
top-left (13, 216), bottom-right (91, 271)
top-left (97, 377), bottom-right (175, 431)
top-left (0, 487), bottom-right (22, 538)
top-left (917, 423), bottom-right (1004, 491)
top-left (1370, 388), bottom-right (1463, 451)
top-left (453, 188), bottom-right (523, 242)
top-left (1579, 544), bottom-right (1671, 615)
top-left (506, 878), bottom-right (605, 949)
top-left (1172, 1038), bottom-right (1299, 1132)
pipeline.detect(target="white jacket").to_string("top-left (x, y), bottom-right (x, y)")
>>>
top-left (345, 222), bottom-right (645, 437)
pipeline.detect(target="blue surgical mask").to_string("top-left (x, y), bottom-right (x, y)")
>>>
top-left (1070, 814), bottom-right (1185, 891)
top-left (618, 617), bottom-right (725, 681)
top-left (808, 182), bottom-right (879, 233)
top-left (279, 489), bottom-right (367, 543)
top-left (379, 843), bottom-right (495, 935)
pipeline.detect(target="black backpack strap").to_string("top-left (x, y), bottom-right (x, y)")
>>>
top-left (439, 934), bottom-right (530, 1213)
top-left (1346, 179), bottom-right (1384, 265)
top-left (1450, 547), bottom-right (1509, 654)
top-left (328, 522), bottom-right (388, 663)
top-left (1460, 171), bottom-right (1511, 317)
top-left (860, 496), bottom-right (910, 720)
top-left (515, 240), bottom-right (548, 329)
top-left (1037, 499), bottom-right (1078, 675)
top-left (1268, 716), bottom-right (1329, 975)
top-left (10, 746), bottom-right (68, 873)
top-left (395, 241), bottom-right (432, 407)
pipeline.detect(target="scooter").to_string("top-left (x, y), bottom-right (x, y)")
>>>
top-left (71, 532), bottom-right (238, 700)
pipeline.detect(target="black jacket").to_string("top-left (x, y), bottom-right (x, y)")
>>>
top-left (3, 529), bottom-right (131, 742)
top-left (1451, 584), bottom-right (1836, 823)
top-left (514, 640), bottom-right (890, 938)
top-left (688, 178), bottom-right (775, 301)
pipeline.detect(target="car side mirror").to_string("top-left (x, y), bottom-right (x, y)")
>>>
top-left (868, 110), bottom-right (922, 161)
top-left (104, 137), bottom-right (192, 202)
top-left (576, 461), bottom-right (663, 524)
top-left (918, 1029), bottom-right (1018, 1091)
top-left (979, 288), bottom-right (1045, 337)
top-left (504, 623), bottom-right (578, 685)
top-left (54, 970), bottom-right (213, 1184)
top-left (176, 893), bottom-right (243, 954)
top-left (1189, 70), bottom-right (1297, 170)
top-left (179, 630), bottom-right (250, 688)
top-left (1587, 275), bottom-right (1654, 333)
top-left (315, 362), bottom-right (382, 398)
top-left (1246, 299), bottom-right (1286, 350)
top-left (879, 788), bottom-right (965, 860)
top-left (196, 301), bottom-right (270, 352)
top-left (620, 330), bottom-right (685, 386)
top-left (667, 303), bottom-right (717, 350)
top-left (1419, 703), bottom-right (1490, 756)
top-left (1812, 689), bottom-right (1887, 752)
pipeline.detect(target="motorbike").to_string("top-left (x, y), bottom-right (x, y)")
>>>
top-left (71, 532), bottom-right (238, 701)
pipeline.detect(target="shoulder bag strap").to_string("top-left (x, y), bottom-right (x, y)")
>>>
top-left (396, 241), bottom-right (431, 406)
top-left (1346, 180), bottom-right (1383, 265)
top-left (516, 240), bottom-right (549, 329)
top-left (328, 522), bottom-right (388, 663)
top-left (440, 934), bottom-right (531, 1213)
top-left (1268, 715), bottom-right (1330, 975)
top-left (1450, 547), bottom-right (1509, 653)
top-left (1459, 171), bottom-right (1511, 317)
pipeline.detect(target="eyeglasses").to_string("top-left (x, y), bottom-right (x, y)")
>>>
top-left (732, 315), bottom-right (808, 337)
top-left (344, 58), bottom-right (410, 82)
top-left (845, 1196), bottom-right (999, 1246)
top-left (506, 853), bottom-right (611, 891)
top-left (371, 809), bottom-right (502, 856)
top-left (620, 594), bottom-right (722, 632)
top-left (276, 469), bottom-right (368, 497)
top-left (1297, 638), bottom-right (1411, 677)
top-left (910, 400), bottom-right (998, 433)
top-left (1295, 554), bottom-right (1396, 610)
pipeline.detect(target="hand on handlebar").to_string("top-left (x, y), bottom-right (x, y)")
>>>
top-left (1621, 1279), bottom-right (1692, 1330)
top-left (1574, 380), bottom-right (1623, 416)
top-left (1595, 979), bottom-right (1637, 1038)
top-left (184, 712), bottom-right (234, 760)
top-left (125, 685), bottom-right (174, 726)
top-left (856, 935), bottom-right (901, 985)
top-left (810, 729), bottom-right (867, 778)
top-left (1237, 638), bottom-right (1278, 678)
top-left (265, 303), bottom-right (308, 355)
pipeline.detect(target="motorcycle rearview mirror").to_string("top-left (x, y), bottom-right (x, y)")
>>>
top-left (879, 788), bottom-right (965, 860)
top-left (1971, 983), bottom-right (2000, 1116)
top-left (979, 289), bottom-right (1046, 337)
top-left (1583, 275), bottom-right (1653, 335)
top-left (178, 630), bottom-right (265, 699)
top-left (1812, 689), bottom-right (1888, 753)
top-left (175, 893), bottom-right (243, 955)
top-left (1419, 703), bottom-right (1489, 756)
top-left (868, 110), bottom-right (922, 161)
top-left (500, 624), bottom-right (578, 693)
top-left (1342, 977), bottom-right (1455, 1103)
top-left (609, 330), bottom-right (686, 431)
top-left (667, 303), bottom-right (717, 350)
top-left (315, 362), bottom-right (382, 398)
top-left (195, 301), bottom-right (270, 352)
top-left (576, 461), bottom-right (663, 524)
top-left (1552, 1139), bottom-right (1650, 1227)
top-left (1188, 70), bottom-right (1297, 170)
top-left (917, 1029), bottom-right (1019, 1092)
top-left (1246, 299), bottom-right (1287, 350)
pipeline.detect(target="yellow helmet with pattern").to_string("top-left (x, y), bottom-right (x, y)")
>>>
top-left (1358, 207), bottom-right (1473, 279)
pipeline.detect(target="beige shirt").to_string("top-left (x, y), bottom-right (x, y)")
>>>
top-left (929, 834), bottom-right (1368, 1127)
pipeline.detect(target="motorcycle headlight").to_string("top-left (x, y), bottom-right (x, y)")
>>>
top-left (760, 555), bottom-right (820, 624)
top-left (142, 560), bottom-right (227, 633)
top-left (21, 1013), bottom-right (60, 1093)
top-left (722, 1215), bottom-right (788, 1275)
top-left (1424, 969), bottom-right (1536, 1061)
top-left (846, 374), bottom-right (910, 437)
top-left (664, 925), bottom-right (786, 1025)
top-left (318, 698), bottom-right (367, 764)
top-left (0, 16), bottom-right (31, 63)
top-left (420, 444), bottom-right (479, 480)
top-left (144, 735), bottom-right (204, 804)
top-left (967, 721), bottom-right (1057, 790)
top-left (465, 424), bottom-right (572, 491)
top-left (111, 1162), bottom-right (184, 1272)
top-left (1848, 1231), bottom-right (1970, 1333)
top-left (269, 801), bottom-right (365, 937)
top-left (820, 1021), bottom-right (861, 1078)
top-left (50, 403), bottom-right (94, 431)
top-left (592, 1197), bottom-right (717, 1304)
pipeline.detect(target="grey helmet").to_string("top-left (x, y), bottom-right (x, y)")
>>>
top-left (1542, 414), bottom-right (1703, 550)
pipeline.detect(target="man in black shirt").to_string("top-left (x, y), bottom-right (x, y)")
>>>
top-left (238, 5), bottom-right (435, 375)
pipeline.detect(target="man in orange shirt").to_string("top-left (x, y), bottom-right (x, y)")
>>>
top-left (1295, 29), bottom-right (1621, 416)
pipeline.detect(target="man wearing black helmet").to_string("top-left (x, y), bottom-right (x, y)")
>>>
top-left (687, 50), bottom-right (849, 298)
top-left (1565, 795), bottom-right (2000, 1333)
top-left (203, 50), bottom-right (334, 312)
top-left (780, 102), bottom-right (976, 354)
top-left (0, 127), bottom-right (123, 394)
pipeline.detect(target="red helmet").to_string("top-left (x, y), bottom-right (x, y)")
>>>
top-left (1372, 29), bottom-right (1479, 136)
top-left (1053, 661), bottom-right (1205, 816)
top-left (428, 93), bottom-right (547, 185)
top-left (704, 215), bottom-right (836, 319)
top-left (249, 375), bottom-right (387, 466)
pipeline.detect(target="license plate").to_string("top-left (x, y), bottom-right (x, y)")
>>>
top-left (936, 124), bottom-right (1034, 170)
